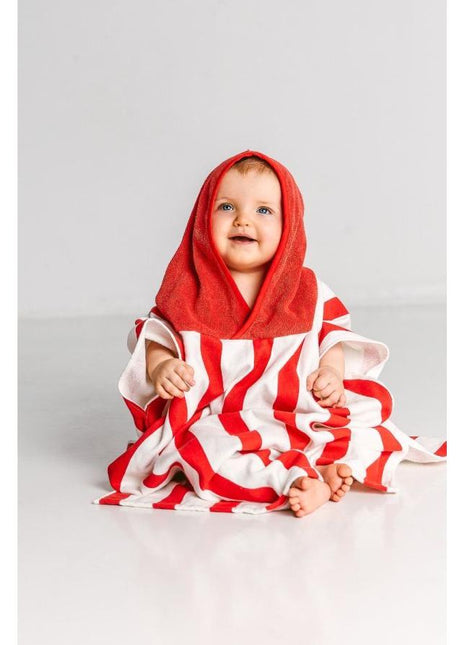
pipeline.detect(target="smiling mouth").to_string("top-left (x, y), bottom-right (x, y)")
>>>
top-left (229, 235), bottom-right (257, 243)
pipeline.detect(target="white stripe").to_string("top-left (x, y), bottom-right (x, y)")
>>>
top-left (180, 331), bottom-right (212, 419)
top-left (320, 330), bottom-right (389, 379)
top-left (241, 333), bottom-right (306, 409)
top-left (220, 337), bottom-right (255, 393)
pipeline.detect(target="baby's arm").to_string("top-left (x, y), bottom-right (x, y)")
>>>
top-left (146, 340), bottom-right (176, 381)
top-left (319, 342), bottom-right (344, 380)
top-left (307, 342), bottom-right (346, 407)
top-left (146, 341), bottom-right (195, 400)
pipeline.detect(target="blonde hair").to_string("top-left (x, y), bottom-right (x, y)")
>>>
top-left (231, 155), bottom-right (276, 176)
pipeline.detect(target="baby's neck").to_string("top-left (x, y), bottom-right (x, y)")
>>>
top-left (229, 267), bottom-right (268, 308)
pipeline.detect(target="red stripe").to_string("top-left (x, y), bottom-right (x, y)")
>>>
top-left (362, 424), bottom-right (404, 490)
top-left (273, 339), bottom-right (304, 412)
top-left (376, 424), bottom-right (403, 452)
top-left (344, 379), bottom-right (393, 423)
top-left (321, 405), bottom-right (351, 427)
top-left (315, 427), bottom-right (352, 464)
top-left (108, 415), bottom-right (165, 491)
top-left (266, 495), bottom-right (288, 511)
top-left (152, 483), bottom-right (192, 509)
top-left (146, 396), bottom-right (169, 428)
top-left (318, 322), bottom-right (348, 345)
top-left (99, 492), bottom-right (132, 505)
top-left (210, 500), bottom-right (242, 512)
top-left (134, 319), bottom-right (145, 340)
top-left (245, 449), bottom-right (272, 465)
top-left (122, 397), bottom-right (147, 433)
top-left (435, 441), bottom-right (447, 457)
top-left (218, 413), bottom-right (268, 460)
top-left (176, 428), bottom-right (280, 503)
top-left (286, 423), bottom-right (313, 451)
top-left (219, 411), bottom-right (252, 438)
top-left (198, 335), bottom-right (224, 408)
top-left (223, 338), bottom-right (273, 413)
top-left (276, 450), bottom-right (319, 479)
top-left (238, 429), bottom-right (263, 452)
top-left (142, 459), bottom-right (187, 489)
top-left (274, 410), bottom-right (312, 451)
top-left (141, 409), bottom-right (205, 489)
top-left (363, 456), bottom-right (389, 492)
top-left (323, 297), bottom-right (349, 321)
top-left (166, 386), bottom-right (189, 434)
top-left (272, 340), bottom-right (309, 450)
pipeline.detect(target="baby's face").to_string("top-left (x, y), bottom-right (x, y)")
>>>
top-left (211, 168), bottom-right (283, 274)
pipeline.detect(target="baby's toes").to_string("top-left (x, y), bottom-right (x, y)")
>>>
top-left (330, 488), bottom-right (346, 502)
top-left (338, 464), bottom-right (352, 478)
top-left (341, 484), bottom-right (350, 492)
top-left (344, 476), bottom-right (354, 486)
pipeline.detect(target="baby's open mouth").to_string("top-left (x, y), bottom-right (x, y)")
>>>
top-left (229, 235), bottom-right (257, 243)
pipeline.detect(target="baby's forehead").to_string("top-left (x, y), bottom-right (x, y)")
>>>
top-left (217, 167), bottom-right (282, 199)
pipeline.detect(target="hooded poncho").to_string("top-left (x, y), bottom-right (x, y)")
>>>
top-left (94, 150), bottom-right (446, 514)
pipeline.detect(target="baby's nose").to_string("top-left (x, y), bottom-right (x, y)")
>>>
top-left (234, 211), bottom-right (252, 225)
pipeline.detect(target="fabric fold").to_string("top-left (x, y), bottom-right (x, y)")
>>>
top-left (95, 277), bottom-right (446, 514)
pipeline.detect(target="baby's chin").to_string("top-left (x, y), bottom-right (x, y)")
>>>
top-left (222, 256), bottom-right (275, 273)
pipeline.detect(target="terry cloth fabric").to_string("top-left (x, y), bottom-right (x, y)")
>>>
top-left (94, 150), bottom-right (447, 514)
top-left (154, 149), bottom-right (317, 339)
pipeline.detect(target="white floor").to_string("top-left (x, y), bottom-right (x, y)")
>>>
top-left (19, 305), bottom-right (446, 645)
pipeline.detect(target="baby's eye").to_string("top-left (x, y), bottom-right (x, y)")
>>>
top-left (219, 203), bottom-right (233, 211)
top-left (257, 207), bottom-right (271, 215)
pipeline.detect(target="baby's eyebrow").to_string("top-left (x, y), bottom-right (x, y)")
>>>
top-left (215, 196), bottom-right (279, 206)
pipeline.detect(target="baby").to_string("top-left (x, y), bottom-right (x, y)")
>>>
top-left (95, 149), bottom-right (446, 517)
top-left (145, 156), bottom-right (353, 518)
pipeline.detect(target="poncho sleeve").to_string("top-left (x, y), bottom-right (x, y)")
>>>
top-left (117, 308), bottom-right (184, 430)
top-left (317, 279), bottom-right (389, 380)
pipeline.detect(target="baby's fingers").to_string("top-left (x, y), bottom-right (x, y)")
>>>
top-left (175, 364), bottom-right (196, 387)
top-left (336, 392), bottom-right (347, 407)
top-left (332, 390), bottom-right (347, 407)
top-left (159, 375), bottom-right (186, 398)
top-left (316, 383), bottom-right (337, 399)
top-left (155, 383), bottom-right (174, 399)
top-left (318, 390), bottom-right (341, 408)
top-left (306, 370), bottom-right (320, 391)
top-left (168, 370), bottom-right (191, 393)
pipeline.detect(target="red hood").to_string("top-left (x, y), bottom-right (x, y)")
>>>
top-left (155, 149), bottom-right (317, 339)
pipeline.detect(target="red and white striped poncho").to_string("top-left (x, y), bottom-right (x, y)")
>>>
top-left (94, 150), bottom-right (446, 514)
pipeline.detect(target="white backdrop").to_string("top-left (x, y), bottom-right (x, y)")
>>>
top-left (19, 0), bottom-right (445, 317)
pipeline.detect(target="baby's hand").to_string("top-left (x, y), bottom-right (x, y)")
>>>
top-left (150, 358), bottom-right (196, 400)
top-left (306, 366), bottom-right (346, 408)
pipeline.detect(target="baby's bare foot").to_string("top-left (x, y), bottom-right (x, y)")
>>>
top-left (317, 463), bottom-right (353, 502)
top-left (288, 476), bottom-right (332, 518)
